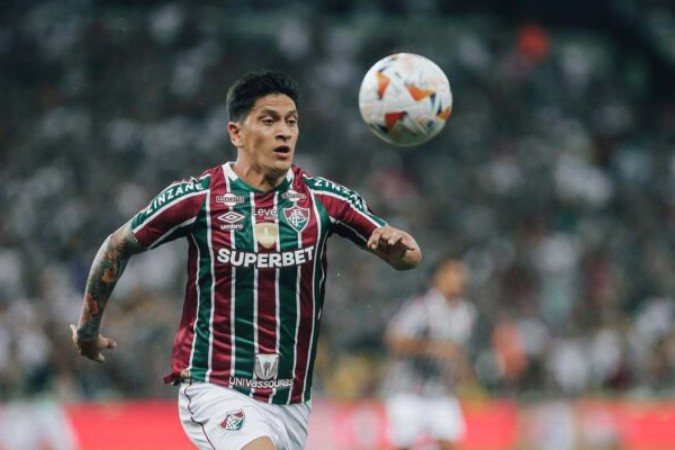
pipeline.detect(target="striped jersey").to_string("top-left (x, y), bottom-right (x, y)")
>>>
top-left (381, 289), bottom-right (475, 397)
top-left (130, 163), bottom-right (386, 405)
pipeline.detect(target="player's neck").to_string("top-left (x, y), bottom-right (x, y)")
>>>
top-left (231, 161), bottom-right (286, 192)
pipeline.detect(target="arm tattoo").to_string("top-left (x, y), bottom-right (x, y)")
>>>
top-left (77, 223), bottom-right (145, 340)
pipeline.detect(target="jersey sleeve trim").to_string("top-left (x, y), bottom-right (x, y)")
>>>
top-left (131, 175), bottom-right (210, 248)
top-left (303, 176), bottom-right (386, 227)
top-left (329, 217), bottom-right (369, 245)
top-left (315, 190), bottom-right (385, 228)
top-left (132, 190), bottom-right (207, 234)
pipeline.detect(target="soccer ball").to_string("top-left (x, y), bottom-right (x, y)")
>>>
top-left (358, 53), bottom-right (452, 147)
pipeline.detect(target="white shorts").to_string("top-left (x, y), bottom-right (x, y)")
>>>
top-left (178, 382), bottom-right (311, 450)
top-left (385, 393), bottom-right (466, 447)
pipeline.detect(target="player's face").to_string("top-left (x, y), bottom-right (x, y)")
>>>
top-left (228, 94), bottom-right (299, 180)
top-left (434, 261), bottom-right (466, 299)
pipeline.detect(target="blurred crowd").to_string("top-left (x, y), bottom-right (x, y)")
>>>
top-left (0, 1), bottom-right (674, 403)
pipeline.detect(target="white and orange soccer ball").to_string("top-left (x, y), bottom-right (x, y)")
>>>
top-left (358, 53), bottom-right (452, 147)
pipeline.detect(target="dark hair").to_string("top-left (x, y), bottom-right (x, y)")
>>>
top-left (226, 71), bottom-right (300, 122)
top-left (429, 251), bottom-right (463, 277)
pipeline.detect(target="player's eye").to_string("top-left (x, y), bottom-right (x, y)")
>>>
top-left (287, 118), bottom-right (298, 126)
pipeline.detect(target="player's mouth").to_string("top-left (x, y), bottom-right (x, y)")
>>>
top-left (273, 145), bottom-right (291, 156)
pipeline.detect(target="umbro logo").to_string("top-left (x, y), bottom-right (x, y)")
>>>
top-left (217, 211), bottom-right (245, 230)
top-left (218, 212), bottom-right (245, 224)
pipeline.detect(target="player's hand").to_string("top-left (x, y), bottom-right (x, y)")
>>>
top-left (367, 226), bottom-right (421, 269)
top-left (426, 341), bottom-right (460, 360)
top-left (69, 324), bottom-right (117, 363)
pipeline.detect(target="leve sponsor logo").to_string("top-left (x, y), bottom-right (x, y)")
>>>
top-left (255, 207), bottom-right (278, 221)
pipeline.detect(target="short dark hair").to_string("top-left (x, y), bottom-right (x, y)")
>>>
top-left (226, 71), bottom-right (300, 122)
top-left (429, 252), bottom-right (463, 277)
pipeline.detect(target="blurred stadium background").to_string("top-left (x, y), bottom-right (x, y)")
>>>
top-left (1, 0), bottom-right (674, 448)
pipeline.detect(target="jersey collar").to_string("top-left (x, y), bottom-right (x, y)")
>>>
top-left (222, 162), bottom-right (294, 193)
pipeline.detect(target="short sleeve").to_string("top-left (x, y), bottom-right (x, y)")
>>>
top-left (306, 177), bottom-right (386, 247)
top-left (131, 176), bottom-right (210, 248)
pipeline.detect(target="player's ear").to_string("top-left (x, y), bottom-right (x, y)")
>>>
top-left (227, 121), bottom-right (242, 147)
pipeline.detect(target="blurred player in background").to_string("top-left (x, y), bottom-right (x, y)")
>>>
top-left (69, 70), bottom-right (421, 450)
top-left (382, 256), bottom-right (475, 450)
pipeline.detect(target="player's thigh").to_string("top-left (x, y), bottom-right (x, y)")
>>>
top-left (268, 401), bottom-right (311, 449)
top-left (241, 436), bottom-right (277, 450)
top-left (385, 394), bottom-right (425, 447)
top-left (178, 382), bottom-right (276, 450)
top-left (428, 395), bottom-right (466, 442)
top-left (436, 439), bottom-right (458, 450)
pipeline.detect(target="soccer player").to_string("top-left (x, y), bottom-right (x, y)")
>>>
top-left (70, 71), bottom-right (421, 450)
top-left (382, 256), bottom-right (475, 450)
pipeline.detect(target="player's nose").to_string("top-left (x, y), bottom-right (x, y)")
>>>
top-left (276, 125), bottom-right (293, 141)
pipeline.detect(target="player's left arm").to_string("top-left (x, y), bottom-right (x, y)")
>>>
top-left (70, 221), bottom-right (147, 363)
top-left (308, 177), bottom-right (422, 270)
top-left (367, 225), bottom-right (422, 270)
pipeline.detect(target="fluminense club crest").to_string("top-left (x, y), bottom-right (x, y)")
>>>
top-left (219, 409), bottom-right (245, 431)
top-left (283, 206), bottom-right (309, 233)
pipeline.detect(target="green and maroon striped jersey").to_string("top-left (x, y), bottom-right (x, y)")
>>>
top-left (130, 163), bottom-right (386, 404)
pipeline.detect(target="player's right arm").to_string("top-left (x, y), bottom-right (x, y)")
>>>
top-left (70, 172), bottom-right (211, 363)
top-left (70, 221), bottom-right (146, 363)
top-left (387, 334), bottom-right (463, 359)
